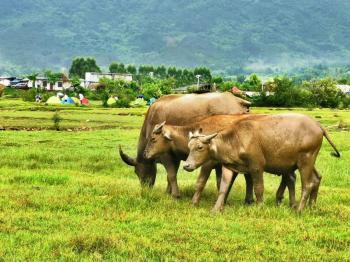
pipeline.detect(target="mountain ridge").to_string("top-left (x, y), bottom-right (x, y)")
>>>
top-left (1, 0), bottom-right (350, 75)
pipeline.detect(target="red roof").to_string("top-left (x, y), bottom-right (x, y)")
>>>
top-left (231, 86), bottom-right (242, 93)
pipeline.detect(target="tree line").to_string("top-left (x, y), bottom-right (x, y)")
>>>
top-left (215, 75), bottom-right (350, 108)
top-left (69, 57), bottom-right (212, 87)
top-left (10, 57), bottom-right (349, 109)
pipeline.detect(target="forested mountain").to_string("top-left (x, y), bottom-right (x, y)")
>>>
top-left (1, 0), bottom-right (350, 75)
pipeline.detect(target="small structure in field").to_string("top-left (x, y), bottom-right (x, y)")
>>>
top-left (27, 75), bottom-right (72, 91)
top-left (0, 76), bottom-right (16, 87)
top-left (336, 84), bottom-right (350, 94)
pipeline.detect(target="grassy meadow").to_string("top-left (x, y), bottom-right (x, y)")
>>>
top-left (0, 98), bottom-right (349, 261)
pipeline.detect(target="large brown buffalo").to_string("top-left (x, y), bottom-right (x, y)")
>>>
top-left (144, 116), bottom-right (295, 206)
top-left (119, 92), bottom-right (251, 197)
top-left (184, 113), bottom-right (340, 212)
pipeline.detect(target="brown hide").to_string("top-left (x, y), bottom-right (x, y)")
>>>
top-left (119, 92), bottom-right (250, 186)
top-left (144, 115), bottom-right (253, 160)
top-left (184, 113), bottom-right (340, 211)
top-left (185, 113), bottom-right (339, 173)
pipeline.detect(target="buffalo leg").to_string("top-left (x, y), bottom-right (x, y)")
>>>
top-left (287, 173), bottom-right (297, 208)
top-left (192, 163), bottom-right (214, 205)
top-left (223, 172), bottom-right (239, 204)
top-left (297, 161), bottom-right (315, 212)
top-left (244, 173), bottom-right (254, 204)
top-left (163, 157), bottom-right (181, 198)
top-left (215, 165), bottom-right (222, 191)
top-left (276, 175), bottom-right (287, 206)
top-left (166, 178), bottom-right (171, 195)
top-left (251, 171), bottom-right (264, 204)
top-left (212, 166), bottom-right (234, 212)
top-left (276, 173), bottom-right (296, 208)
top-left (309, 168), bottom-right (322, 207)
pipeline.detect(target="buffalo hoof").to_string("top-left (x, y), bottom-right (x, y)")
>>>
top-left (165, 187), bottom-right (171, 195)
top-left (192, 197), bottom-right (200, 206)
top-left (276, 198), bottom-right (283, 206)
top-left (171, 193), bottom-right (181, 199)
top-left (210, 206), bottom-right (224, 214)
top-left (290, 203), bottom-right (297, 209)
top-left (245, 199), bottom-right (254, 205)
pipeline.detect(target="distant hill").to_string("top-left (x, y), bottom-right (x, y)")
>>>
top-left (1, 0), bottom-right (350, 75)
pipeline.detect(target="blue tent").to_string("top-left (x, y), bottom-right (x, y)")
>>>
top-left (61, 97), bottom-right (75, 105)
top-left (149, 97), bottom-right (156, 105)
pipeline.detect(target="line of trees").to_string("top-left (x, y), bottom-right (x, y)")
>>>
top-left (109, 61), bottom-right (212, 87)
top-left (215, 75), bottom-right (349, 108)
top-left (16, 57), bottom-right (348, 109)
top-left (68, 58), bottom-right (212, 87)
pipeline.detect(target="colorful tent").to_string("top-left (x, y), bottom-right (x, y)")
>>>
top-left (107, 97), bottom-right (117, 106)
top-left (81, 98), bottom-right (89, 105)
top-left (46, 96), bottom-right (61, 105)
top-left (71, 97), bottom-right (80, 104)
top-left (61, 97), bottom-right (75, 105)
top-left (149, 97), bottom-right (156, 105)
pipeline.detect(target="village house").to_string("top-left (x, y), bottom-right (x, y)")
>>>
top-left (27, 75), bottom-right (72, 91)
top-left (84, 72), bottom-right (133, 88)
top-left (0, 76), bottom-right (16, 87)
top-left (336, 84), bottom-right (350, 94)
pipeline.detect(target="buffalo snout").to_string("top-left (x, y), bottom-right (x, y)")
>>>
top-left (183, 163), bottom-right (195, 172)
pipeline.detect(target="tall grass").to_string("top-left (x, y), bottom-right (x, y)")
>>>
top-left (0, 99), bottom-right (349, 260)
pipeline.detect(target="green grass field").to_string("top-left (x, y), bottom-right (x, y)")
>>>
top-left (0, 99), bottom-right (349, 261)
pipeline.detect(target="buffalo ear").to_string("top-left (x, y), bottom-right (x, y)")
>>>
top-left (239, 98), bottom-right (251, 107)
top-left (119, 146), bottom-right (137, 166)
top-left (193, 129), bottom-right (201, 137)
top-left (203, 133), bottom-right (218, 143)
top-left (163, 131), bottom-right (172, 141)
top-left (153, 121), bottom-right (166, 134)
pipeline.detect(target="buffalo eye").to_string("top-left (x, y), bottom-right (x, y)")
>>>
top-left (151, 137), bottom-right (156, 142)
top-left (197, 145), bottom-right (203, 150)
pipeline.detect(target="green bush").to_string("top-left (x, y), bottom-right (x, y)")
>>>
top-left (339, 94), bottom-right (350, 109)
top-left (96, 78), bottom-right (138, 108)
top-left (303, 78), bottom-right (342, 108)
top-left (3, 87), bottom-right (21, 98)
top-left (52, 111), bottom-right (62, 131)
top-left (21, 88), bottom-right (38, 102)
top-left (142, 82), bottom-right (162, 100)
top-left (0, 84), bottom-right (5, 97)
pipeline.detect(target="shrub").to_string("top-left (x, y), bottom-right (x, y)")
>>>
top-left (0, 84), bottom-right (5, 97)
top-left (21, 88), bottom-right (38, 102)
top-left (52, 111), bottom-right (62, 131)
top-left (303, 78), bottom-right (343, 108)
top-left (142, 82), bottom-right (162, 100)
top-left (339, 94), bottom-right (350, 109)
top-left (3, 87), bottom-right (21, 98)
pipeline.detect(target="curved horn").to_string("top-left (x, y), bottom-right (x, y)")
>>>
top-left (203, 133), bottom-right (218, 143)
top-left (239, 98), bottom-right (251, 106)
top-left (153, 121), bottom-right (166, 134)
top-left (119, 146), bottom-right (137, 166)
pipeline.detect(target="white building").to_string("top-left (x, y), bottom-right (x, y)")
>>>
top-left (0, 76), bottom-right (16, 87)
top-left (27, 75), bottom-right (72, 91)
top-left (336, 84), bottom-right (350, 94)
top-left (84, 72), bottom-right (133, 88)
